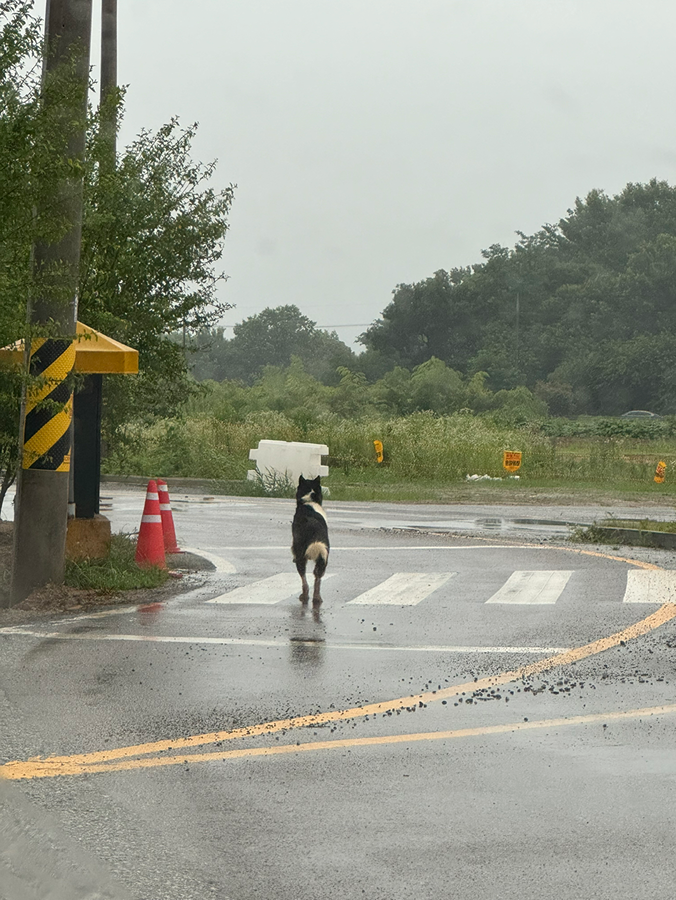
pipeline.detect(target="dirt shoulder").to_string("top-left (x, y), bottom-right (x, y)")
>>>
top-left (0, 523), bottom-right (209, 627)
top-left (396, 483), bottom-right (676, 507)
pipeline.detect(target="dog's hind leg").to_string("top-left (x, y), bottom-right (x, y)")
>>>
top-left (295, 557), bottom-right (309, 602)
top-left (312, 554), bottom-right (328, 605)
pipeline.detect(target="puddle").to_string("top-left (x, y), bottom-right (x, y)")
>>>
top-left (331, 514), bottom-right (586, 538)
top-left (397, 516), bottom-right (584, 538)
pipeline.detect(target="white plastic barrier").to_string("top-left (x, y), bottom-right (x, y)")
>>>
top-left (247, 440), bottom-right (329, 485)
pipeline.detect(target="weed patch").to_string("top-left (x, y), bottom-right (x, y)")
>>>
top-left (65, 533), bottom-right (168, 591)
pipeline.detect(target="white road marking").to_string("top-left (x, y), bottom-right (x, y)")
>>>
top-left (20, 601), bottom-right (183, 627)
top-left (622, 569), bottom-right (676, 603)
top-left (347, 573), bottom-right (455, 606)
top-left (0, 628), bottom-right (568, 654)
top-left (486, 570), bottom-right (574, 605)
top-left (58, 607), bottom-right (140, 623)
top-left (208, 573), bottom-right (334, 605)
top-left (210, 545), bottom-right (546, 551)
top-left (180, 548), bottom-right (237, 574)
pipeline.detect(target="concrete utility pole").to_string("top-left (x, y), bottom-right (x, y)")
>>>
top-left (100, 0), bottom-right (117, 164)
top-left (69, 0), bottom-right (117, 526)
top-left (9, 0), bottom-right (93, 606)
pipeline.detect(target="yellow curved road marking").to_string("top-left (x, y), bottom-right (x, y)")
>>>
top-left (4, 703), bottom-right (675, 780)
top-left (560, 547), bottom-right (661, 569)
top-left (3, 603), bottom-right (676, 781)
top-left (1, 545), bottom-right (673, 782)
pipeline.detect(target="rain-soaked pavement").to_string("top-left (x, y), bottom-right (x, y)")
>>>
top-left (2, 489), bottom-right (676, 899)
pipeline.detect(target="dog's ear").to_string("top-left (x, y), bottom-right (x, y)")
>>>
top-left (312, 476), bottom-right (321, 486)
top-left (298, 475), bottom-right (304, 486)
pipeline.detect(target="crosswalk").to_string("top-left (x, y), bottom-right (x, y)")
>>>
top-left (209, 574), bottom-right (334, 605)
top-left (346, 573), bottom-right (455, 606)
top-left (485, 570), bottom-right (574, 605)
top-left (622, 570), bottom-right (676, 604)
top-left (206, 568), bottom-right (676, 608)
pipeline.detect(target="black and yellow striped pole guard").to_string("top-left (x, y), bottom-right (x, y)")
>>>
top-left (22, 337), bottom-right (76, 472)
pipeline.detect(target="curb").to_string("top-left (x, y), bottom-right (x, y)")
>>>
top-left (101, 475), bottom-right (249, 494)
top-left (584, 526), bottom-right (676, 550)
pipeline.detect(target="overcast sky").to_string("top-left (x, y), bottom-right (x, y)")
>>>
top-left (90, 1), bottom-right (676, 348)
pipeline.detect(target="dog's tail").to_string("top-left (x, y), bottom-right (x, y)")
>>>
top-left (306, 541), bottom-right (329, 579)
top-left (305, 541), bottom-right (329, 563)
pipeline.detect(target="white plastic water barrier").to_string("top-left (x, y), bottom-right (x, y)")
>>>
top-left (247, 440), bottom-right (329, 484)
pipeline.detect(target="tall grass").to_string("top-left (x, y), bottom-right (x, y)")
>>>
top-left (102, 410), bottom-right (676, 489)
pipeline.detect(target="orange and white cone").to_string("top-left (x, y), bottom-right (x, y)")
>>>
top-left (135, 479), bottom-right (166, 568)
top-left (157, 479), bottom-right (181, 554)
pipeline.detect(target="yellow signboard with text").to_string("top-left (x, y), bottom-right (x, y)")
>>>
top-left (503, 451), bottom-right (522, 473)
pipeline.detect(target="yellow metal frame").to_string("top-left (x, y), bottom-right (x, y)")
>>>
top-left (0, 322), bottom-right (138, 375)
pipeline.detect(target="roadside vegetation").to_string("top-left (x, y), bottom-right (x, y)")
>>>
top-left (65, 534), bottom-right (168, 591)
top-left (101, 371), bottom-right (676, 500)
top-left (598, 519), bottom-right (676, 533)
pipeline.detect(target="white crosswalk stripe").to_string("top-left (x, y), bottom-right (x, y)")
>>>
top-left (485, 570), bottom-right (574, 605)
top-left (204, 567), bottom-right (655, 608)
top-left (346, 573), bottom-right (456, 606)
top-left (622, 570), bottom-right (676, 604)
top-left (208, 574), bottom-right (333, 605)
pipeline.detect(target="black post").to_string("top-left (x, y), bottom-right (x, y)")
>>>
top-left (73, 374), bottom-right (102, 518)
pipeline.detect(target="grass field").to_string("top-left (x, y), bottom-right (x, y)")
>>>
top-left (103, 412), bottom-right (676, 504)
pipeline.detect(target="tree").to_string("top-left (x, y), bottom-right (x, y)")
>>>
top-left (190, 305), bottom-right (356, 386)
top-left (0, 3), bottom-right (236, 503)
top-left (360, 179), bottom-right (676, 414)
top-left (79, 117), bottom-right (235, 445)
top-left (0, 1), bottom-right (41, 512)
top-left (409, 358), bottom-right (465, 415)
top-left (359, 269), bottom-right (476, 371)
top-left (0, 0), bottom-right (93, 517)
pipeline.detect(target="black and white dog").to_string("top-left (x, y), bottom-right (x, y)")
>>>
top-left (292, 475), bottom-right (329, 604)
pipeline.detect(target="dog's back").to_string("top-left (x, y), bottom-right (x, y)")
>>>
top-left (292, 476), bottom-right (329, 562)
top-left (292, 475), bottom-right (329, 602)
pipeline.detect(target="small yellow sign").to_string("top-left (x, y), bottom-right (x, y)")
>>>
top-left (374, 440), bottom-right (384, 464)
top-left (654, 461), bottom-right (667, 484)
top-left (503, 450), bottom-right (522, 473)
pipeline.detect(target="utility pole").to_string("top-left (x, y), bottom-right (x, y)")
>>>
top-left (70, 0), bottom-right (116, 524)
top-left (100, 0), bottom-right (117, 164)
top-left (9, 0), bottom-right (93, 606)
top-left (515, 291), bottom-right (520, 370)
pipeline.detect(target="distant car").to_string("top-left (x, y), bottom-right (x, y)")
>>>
top-left (621, 410), bottom-right (662, 419)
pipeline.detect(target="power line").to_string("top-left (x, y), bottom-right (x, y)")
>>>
top-left (218, 323), bottom-right (372, 329)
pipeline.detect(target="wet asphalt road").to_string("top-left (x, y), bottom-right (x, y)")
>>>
top-left (2, 491), bottom-right (676, 899)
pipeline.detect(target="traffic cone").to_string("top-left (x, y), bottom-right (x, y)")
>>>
top-left (135, 480), bottom-right (166, 568)
top-left (157, 479), bottom-right (181, 553)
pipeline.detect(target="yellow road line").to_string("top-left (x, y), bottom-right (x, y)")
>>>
top-left (1, 546), bottom-right (672, 782)
top-left (562, 548), bottom-right (661, 569)
top-left (4, 703), bottom-right (675, 780)
top-left (3, 602), bottom-right (675, 779)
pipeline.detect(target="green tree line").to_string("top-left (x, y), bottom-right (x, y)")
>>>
top-left (358, 181), bottom-right (676, 416)
top-left (190, 180), bottom-right (676, 418)
top-left (185, 355), bottom-right (547, 428)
